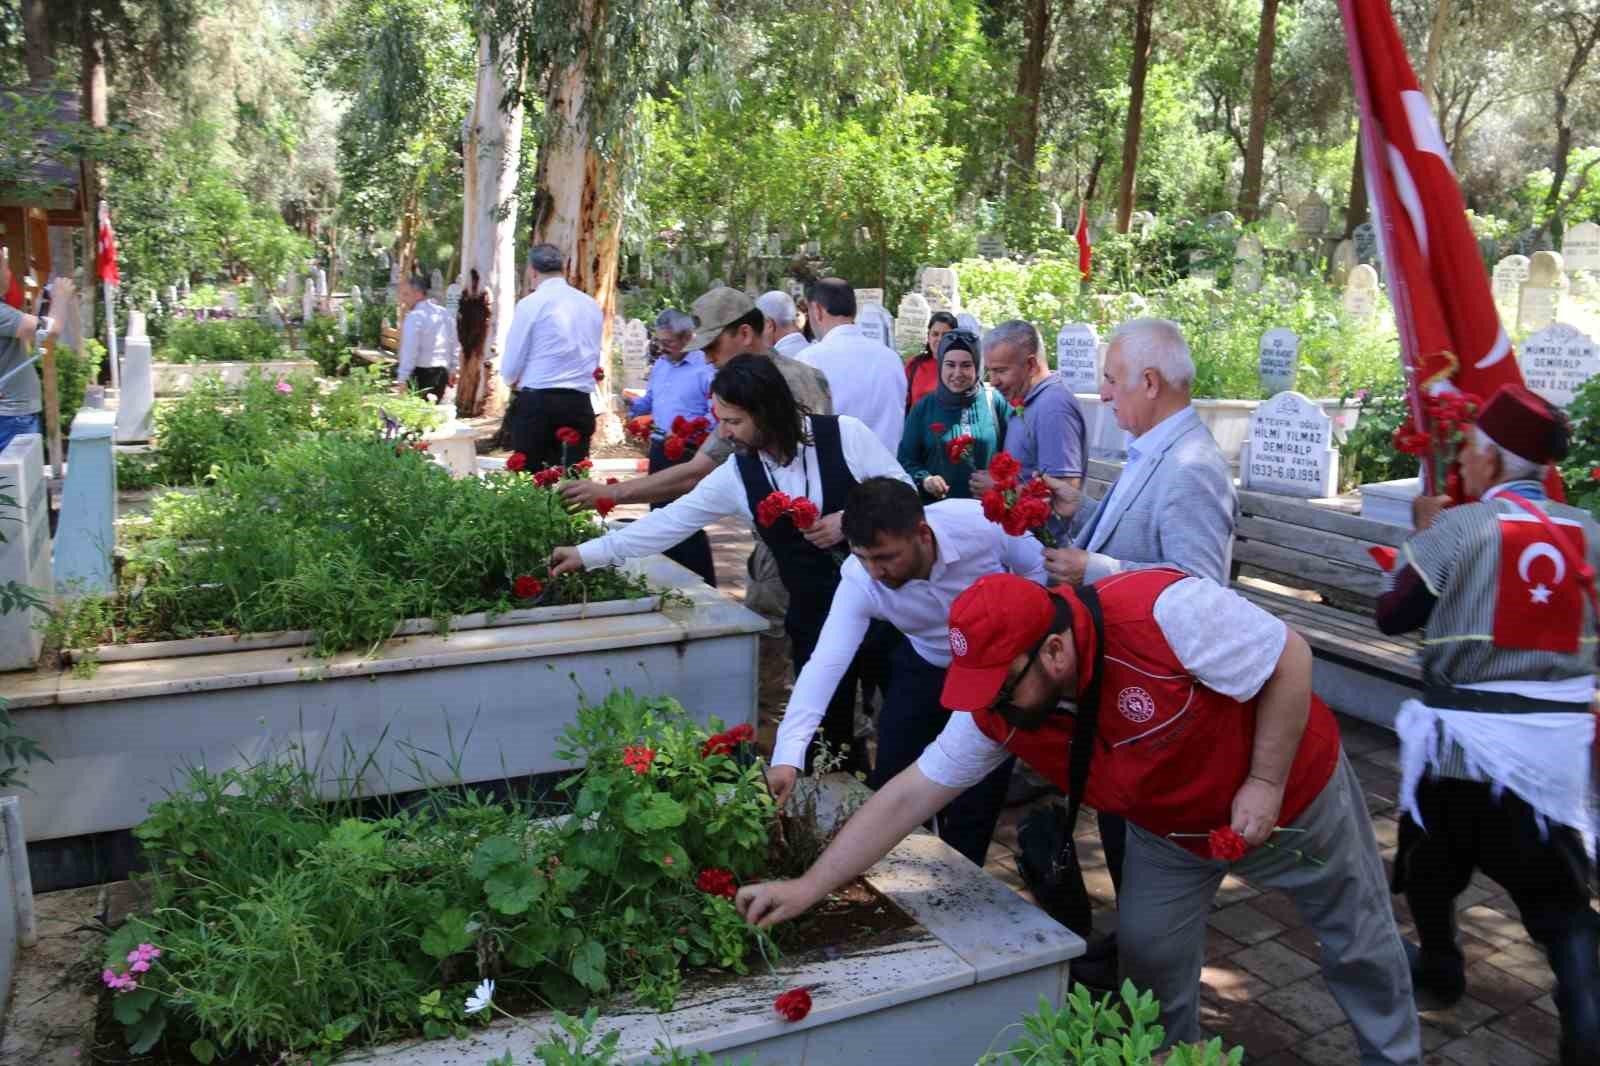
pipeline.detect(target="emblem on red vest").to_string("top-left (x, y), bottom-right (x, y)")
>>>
top-left (1117, 686), bottom-right (1157, 724)
top-left (1493, 515), bottom-right (1587, 654)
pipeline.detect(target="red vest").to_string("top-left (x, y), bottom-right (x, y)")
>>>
top-left (972, 568), bottom-right (1342, 857)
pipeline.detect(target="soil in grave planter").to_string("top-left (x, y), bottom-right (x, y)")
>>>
top-left (87, 879), bottom-right (918, 1066)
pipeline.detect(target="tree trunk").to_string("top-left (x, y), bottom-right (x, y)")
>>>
top-left (1084, 149), bottom-right (1105, 204)
top-left (22, 0), bottom-right (52, 84)
top-left (1014, 0), bottom-right (1051, 191)
top-left (1420, 0), bottom-right (1452, 111)
top-left (1544, 16), bottom-right (1600, 240)
top-left (81, 3), bottom-right (108, 359)
top-left (458, 32), bottom-right (525, 417)
top-left (1345, 133), bottom-right (1368, 238)
top-left (1237, 0), bottom-right (1281, 221)
top-left (1115, 0), bottom-right (1156, 233)
top-left (530, 47), bottom-right (623, 443)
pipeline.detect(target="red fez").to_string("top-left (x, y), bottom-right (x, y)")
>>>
top-left (1475, 383), bottom-right (1569, 464)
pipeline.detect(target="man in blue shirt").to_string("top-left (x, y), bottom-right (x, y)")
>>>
top-left (629, 308), bottom-right (718, 585)
top-left (973, 320), bottom-right (1086, 494)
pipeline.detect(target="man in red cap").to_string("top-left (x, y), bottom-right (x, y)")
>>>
top-left (1376, 383), bottom-right (1599, 1066)
top-left (738, 568), bottom-right (1419, 1064)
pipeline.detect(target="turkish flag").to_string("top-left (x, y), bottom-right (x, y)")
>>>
top-left (97, 201), bottom-right (120, 287)
top-left (1075, 204), bottom-right (1092, 281)
top-left (1337, 2), bottom-right (1562, 498)
top-left (1493, 515), bottom-right (1588, 654)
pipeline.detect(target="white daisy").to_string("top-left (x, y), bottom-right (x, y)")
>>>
top-left (464, 978), bottom-right (495, 1015)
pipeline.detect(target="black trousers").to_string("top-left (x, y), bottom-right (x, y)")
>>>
top-left (646, 440), bottom-right (717, 587)
top-left (408, 366), bottom-right (449, 403)
top-left (507, 388), bottom-right (595, 469)
top-left (789, 626), bottom-right (871, 777)
top-left (868, 637), bottom-right (1013, 867)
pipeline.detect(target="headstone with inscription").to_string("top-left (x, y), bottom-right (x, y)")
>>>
top-left (921, 266), bottom-right (960, 314)
top-left (895, 292), bottom-right (932, 351)
top-left (1233, 235), bottom-right (1265, 293)
top-left (619, 318), bottom-right (651, 391)
top-left (804, 240), bottom-right (820, 257)
top-left (1343, 264), bottom-right (1379, 317)
top-left (1258, 327), bottom-right (1300, 395)
top-left (1562, 221), bottom-right (1600, 273)
top-left (858, 303), bottom-right (897, 351)
top-left (1269, 201), bottom-right (1294, 226)
top-left (1519, 323), bottom-right (1599, 408)
top-left (1240, 391), bottom-right (1339, 498)
top-left (854, 289), bottom-right (885, 310)
top-left (445, 283), bottom-right (462, 316)
top-left (766, 233), bottom-right (782, 257)
top-left (977, 233), bottom-right (1007, 259)
top-left (1296, 192), bottom-right (1330, 236)
top-left (0, 433), bottom-right (49, 670)
top-left (1331, 240), bottom-right (1359, 287)
top-left (1518, 250), bottom-right (1564, 332)
top-left (1492, 254), bottom-right (1531, 304)
top-left (1353, 223), bottom-right (1378, 264)
top-left (1056, 323), bottom-right (1100, 394)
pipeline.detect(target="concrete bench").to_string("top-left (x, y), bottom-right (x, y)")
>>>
top-left (1082, 459), bottom-right (1417, 729)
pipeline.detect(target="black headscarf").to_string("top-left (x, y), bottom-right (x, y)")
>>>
top-left (933, 330), bottom-right (983, 409)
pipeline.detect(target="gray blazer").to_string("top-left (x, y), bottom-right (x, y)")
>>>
top-left (1071, 408), bottom-right (1237, 584)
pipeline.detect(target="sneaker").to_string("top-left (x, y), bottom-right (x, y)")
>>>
top-left (1404, 940), bottom-right (1466, 1005)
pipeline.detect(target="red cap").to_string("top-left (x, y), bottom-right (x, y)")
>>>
top-left (1477, 383), bottom-right (1569, 464)
top-left (941, 574), bottom-right (1060, 712)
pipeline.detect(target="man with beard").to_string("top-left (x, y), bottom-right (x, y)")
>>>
top-left (737, 570), bottom-right (1420, 1066)
top-left (765, 476), bottom-right (1045, 866)
top-left (550, 354), bottom-right (910, 769)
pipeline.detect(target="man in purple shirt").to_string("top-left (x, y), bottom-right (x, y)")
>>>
top-left (972, 320), bottom-right (1086, 494)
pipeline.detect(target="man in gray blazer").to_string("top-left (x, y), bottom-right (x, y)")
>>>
top-left (1044, 317), bottom-right (1236, 586)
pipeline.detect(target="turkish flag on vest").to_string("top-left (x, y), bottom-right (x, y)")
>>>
top-left (1494, 515), bottom-right (1588, 654)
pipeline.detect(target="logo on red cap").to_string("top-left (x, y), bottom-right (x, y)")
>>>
top-left (1117, 686), bottom-right (1156, 724)
top-left (949, 627), bottom-right (969, 658)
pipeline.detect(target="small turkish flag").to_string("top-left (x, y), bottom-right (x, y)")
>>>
top-left (97, 201), bottom-right (120, 287)
top-left (1075, 204), bottom-right (1092, 281)
top-left (1493, 515), bottom-right (1587, 654)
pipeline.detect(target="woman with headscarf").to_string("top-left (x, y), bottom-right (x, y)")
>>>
top-left (903, 311), bottom-right (958, 410)
top-left (897, 329), bottom-right (1009, 501)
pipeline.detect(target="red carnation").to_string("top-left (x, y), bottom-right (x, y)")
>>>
top-left (556, 426), bottom-right (582, 446)
top-left (695, 868), bottom-right (738, 899)
top-left (621, 745), bottom-right (656, 775)
top-left (788, 497), bottom-right (820, 530)
top-left (663, 436), bottom-right (686, 460)
top-left (595, 497), bottom-right (617, 517)
top-left (533, 467), bottom-right (563, 487)
top-left (605, 477), bottom-right (620, 485)
top-left (1208, 827), bottom-right (1249, 862)
top-left (728, 723), bottom-right (753, 743)
top-left (756, 491), bottom-right (794, 528)
top-left (625, 416), bottom-right (653, 441)
top-left (688, 429), bottom-right (710, 447)
top-left (774, 987), bottom-right (812, 1023)
top-left (980, 489), bottom-right (1007, 523)
top-left (594, 366), bottom-right (605, 382)
top-left (573, 458), bottom-right (593, 471)
top-left (513, 575), bottom-right (543, 600)
top-left (929, 421), bottom-right (947, 436)
top-left (1591, 467), bottom-right (1600, 482)
top-left (945, 435), bottom-right (976, 464)
top-left (1001, 509), bottom-right (1030, 537)
top-left (506, 451), bottom-right (528, 472)
top-left (671, 415), bottom-right (690, 436)
top-left (1021, 477), bottom-right (1052, 500)
top-left (988, 451), bottom-right (1021, 484)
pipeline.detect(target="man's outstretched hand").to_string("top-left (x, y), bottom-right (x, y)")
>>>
top-left (766, 764), bottom-right (798, 807)
top-left (548, 545), bottom-right (586, 577)
top-left (736, 879), bottom-right (823, 928)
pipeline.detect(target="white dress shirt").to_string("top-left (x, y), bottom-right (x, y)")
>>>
top-left (578, 415), bottom-right (912, 572)
top-left (773, 331), bottom-right (811, 358)
top-left (396, 300), bottom-right (459, 381)
top-left (1092, 406), bottom-right (1196, 529)
top-left (916, 575), bottom-right (1288, 789)
top-left (499, 277), bottom-right (603, 392)
top-left (772, 499), bottom-right (1049, 769)
top-left (800, 323), bottom-right (909, 454)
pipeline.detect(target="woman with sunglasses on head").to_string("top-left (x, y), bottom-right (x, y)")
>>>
top-left (903, 311), bottom-right (959, 410)
top-left (898, 329), bottom-right (1008, 502)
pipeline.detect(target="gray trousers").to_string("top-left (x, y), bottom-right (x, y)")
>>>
top-left (1119, 752), bottom-right (1421, 1065)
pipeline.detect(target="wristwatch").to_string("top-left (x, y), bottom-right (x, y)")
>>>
top-left (33, 316), bottom-right (53, 346)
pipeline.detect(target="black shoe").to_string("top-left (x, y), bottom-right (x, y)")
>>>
top-left (1404, 939), bottom-right (1466, 1006)
top-left (1070, 932), bottom-right (1120, 995)
top-left (1548, 921), bottom-right (1600, 1066)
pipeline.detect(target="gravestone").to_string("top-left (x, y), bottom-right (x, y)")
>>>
top-left (786, 279), bottom-right (806, 302)
top-left (1519, 323), bottom-right (1599, 408)
top-left (350, 285), bottom-right (365, 311)
top-left (956, 312), bottom-right (982, 337)
top-left (445, 282), bottom-right (462, 316)
top-left (1353, 223), bottom-right (1378, 263)
top-left (1343, 264), bottom-right (1379, 317)
top-left (766, 233), bottom-right (782, 257)
top-left (1206, 211), bottom-right (1239, 232)
top-left (921, 266), bottom-right (960, 314)
top-left (166, 285), bottom-right (179, 307)
top-left (895, 291), bottom-right (932, 351)
top-left (1233, 236), bottom-right (1265, 293)
top-left (429, 268), bottom-right (443, 296)
top-left (0, 433), bottom-right (50, 670)
top-left (618, 318), bottom-right (651, 391)
top-left (317, 267), bottom-right (329, 297)
top-left (114, 311), bottom-right (154, 443)
top-left (221, 290), bottom-right (238, 312)
top-left (1562, 221), bottom-right (1600, 273)
top-left (1518, 250), bottom-right (1564, 332)
top-left (54, 407), bottom-right (117, 595)
top-left (1055, 323), bottom-right (1100, 394)
top-left (302, 283), bottom-right (315, 323)
top-left (1258, 327), bottom-right (1300, 395)
top-left (1188, 249), bottom-right (1216, 287)
top-left (1296, 192), bottom-right (1330, 236)
top-left (804, 240), bottom-right (821, 257)
top-left (858, 303), bottom-right (897, 351)
top-left (977, 233), bottom-right (1007, 259)
top-left (1492, 254), bottom-right (1531, 304)
top-left (1240, 391), bottom-right (1339, 498)
top-left (1052, 202), bottom-right (1064, 229)
top-left (1269, 201), bottom-right (1294, 226)
top-left (854, 288), bottom-right (885, 310)
top-left (1331, 240), bottom-right (1359, 287)
top-left (1131, 211), bottom-right (1157, 237)
top-left (287, 271), bottom-right (302, 304)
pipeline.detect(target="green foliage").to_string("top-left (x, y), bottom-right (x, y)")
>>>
top-left (45, 338), bottom-right (106, 433)
top-left (1558, 372), bottom-right (1600, 520)
top-left (114, 434), bottom-right (645, 652)
top-left (518, 1006), bottom-right (753, 1065)
top-left (304, 312), bottom-right (352, 375)
top-left (106, 694), bottom-right (772, 1060)
top-left (977, 982), bottom-right (1243, 1065)
top-left (35, 594), bottom-right (113, 679)
top-left (1342, 389), bottom-right (1420, 493)
top-left (156, 318), bottom-right (288, 364)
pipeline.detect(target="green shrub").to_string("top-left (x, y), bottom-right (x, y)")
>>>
top-left (44, 337), bottom-right (105, 432)
top-left (303, 312), bottom-right (351, 376)
top-left (1341, 388), bottom-right (1419, 492)
top-left (978, 982), bottom-right (1243, 1065)
top-left (1559, 372), bottom-right (1600, 521)
top-left (103, 693), bottom-right (772, 1059)
top-left (356, 300), bottom-right (389, 347)
top-left (156, 318), bottom-right (287, 364)
top-left (117, 434), bottom-right (643, 651)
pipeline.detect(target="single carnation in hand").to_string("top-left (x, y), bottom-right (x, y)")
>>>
top-left (981, 488), bottom-right (1008, 523)
top-left (1208, 826), bottom-right (1249, 862)
top-left (506, 451), bottom-right (528, 472)
top-left (756, 491), bottom-right (793, 528)
top-left (533, 466), bottom-right (563, 487)
top-left (595, 497), bottom-right (616, 517)
top-left (1001, 509), bottom-right (1030, 537)
top-left (788, 497), bottom-right (820, 530)
top-left (593, 366), bottom-right (605, 382)
top-left (774, 987), bottom-right (812, 1023)
top-left (513, 575), bottom-right (543, 600)
top-left (556, 426), bottom-right (582, 446)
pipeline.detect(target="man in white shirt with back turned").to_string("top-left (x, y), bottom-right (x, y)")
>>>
top-left (500, 243), bottom-right (603, 469)
top-left (757, 290), bottom-right (810, 358)
top-left (800, 277), bottom-right (908, 453)
top-left (394, 273), bottom-right (459, 402)
top-left (765, 476), bottom-right (1046, 867)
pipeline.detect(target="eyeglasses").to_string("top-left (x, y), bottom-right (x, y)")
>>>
top-left (991, 637), bottom-right (1048, 723)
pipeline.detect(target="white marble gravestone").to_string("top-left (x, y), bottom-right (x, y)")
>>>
top-left (302, 282), bottom-right (316, 323)
top-left (1343, 264), bottom-right (1379, 317)
top-left (429, 268), bottom-right (444, 296)
top-left (804, 239), bottom-right (821, 257)
top-left (1258, 327), bottom-right (1301, 395)
top-left (113, 311), bottom-right (154, 443)
top-left (1296, 192), bottom-right (1330, 236)
top-left (1519, 323), bottom-right (1599, 408)
top-left (977, 233), bottom-right (1007, 259)
top-left (1269, 201), bottom-right (1294, 226)
top-left (54, 408), bottom-right (117, 595)
top-left (1131, 211), bottom-right (1157, 237)
top-left (221, 290), bottom-right (239, 313)
top-left (895, 292), bottom-right (932, 351)
top-left (1240, 391), bottom-right (1339, 498)
top-left (921, 267), bottom-right (960, 314)
top-left (1331, 240), bottom-right (1359, 287)
top-left (0, 433), bottom-right (50, 670)
top-left (1518, 250), bottom-right (1564, 332)
top-left (858, 303), bottom-right (897, 351)
top-left (619, 319), bottom-right (651, 392)
top-left (854, 288), bottom-right (885, 310)
top-left (316, 267), bottom-right (329, 297)
top-left (1493, 255), bottom-right (1531, 305)
top-left (765, 233), bottom-right (782, 257)
top-left (1353, 223), bottom-right (1378, 263)
top-left (1563, 222), bottom-right (1600, 273)
top-left (1056, 323), bottom-right (1100, 394)
top-left (1188, 249), bottom-right (1216, 287)
top-left (1233, 235), bottom-right (1265, 293)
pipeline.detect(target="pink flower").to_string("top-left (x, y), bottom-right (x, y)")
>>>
top-left (275, 380), bottom-right (293, 394)
top-left (130, 960), bottom-right (151, 973)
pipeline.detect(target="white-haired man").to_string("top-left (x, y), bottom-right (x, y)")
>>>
top-left (757, 290), bottom-right (809, 358)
